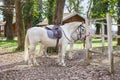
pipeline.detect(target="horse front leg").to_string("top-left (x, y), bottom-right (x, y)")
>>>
top-left (59, 43), bottom-right (67, 66)
top-left (68, 43), bottom-right (74, 59)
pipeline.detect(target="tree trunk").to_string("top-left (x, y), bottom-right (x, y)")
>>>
top-left (3, 0), bottom-right (14, 40)
top-left (23, 0), bottom-right (33, 32)
top-left (53, 0), bottom-right (65, 25)
top-left (117, 23), bottom-right (120, 45)
top-left (117, 0), bottom-right (120, 45)
top-left (15, 0), bottom-right (25, 51)
top-left (4, 11), bottom-right (14, 40)
top-left (24, 17), bottom-right (32, 32)
top-left (47, 0), bottom-right (65, 53)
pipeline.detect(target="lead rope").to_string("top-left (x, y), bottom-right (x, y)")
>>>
top-left (62, 28), bottom-right (73, 42)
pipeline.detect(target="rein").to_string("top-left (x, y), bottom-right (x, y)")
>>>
top-left (70, 24), bottom-right (91, 48)
top-left (62, 24), bottom-right (85, 42)
top-left (62, 28), bottom-right (73, 42)
top-left (71, 25), bottom-right (85, 41)
top-left (62, 24), bottom-right (91, 48)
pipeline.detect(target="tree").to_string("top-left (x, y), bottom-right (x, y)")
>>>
top-left (32, 0), bottom-right (43, 26)
top-left (23, 0), bottom-right (34, 30)
top-left (3, 0), bottom-right (14, 40)
top-left (15, 0), bottom-right (25, 51)
top-left (53, 0), bottom-right (65, 25)
top-left (47, 0), bottom-right (65, 53)
top-left (23, 0), bottom-right (43, 30)
top-left (117, 0), bottom-right (120, 45)
top-left (90, 0), bottom-right (109, 34)
top-left (87, 0), bottom-right (93, 18)
top-left (65, 0), bottom-right (83, 13)
top-left (46, 0), bottom-right (56, 24)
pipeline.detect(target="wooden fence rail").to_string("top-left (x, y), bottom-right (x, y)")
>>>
top-left (85, 13), bottom-right (120, 73)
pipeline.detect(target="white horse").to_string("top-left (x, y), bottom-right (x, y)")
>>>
top-left (24, 22), bottom-right (86, 66)
top-left (40, 25), bottom-right (86, 59)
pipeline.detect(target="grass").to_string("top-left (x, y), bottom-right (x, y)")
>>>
top-left (72, 38), bottom-right (120, 50)
top-left (0, 38), bottom-right (120, 53)
top-left (0, 39), bottom-right (17, 52)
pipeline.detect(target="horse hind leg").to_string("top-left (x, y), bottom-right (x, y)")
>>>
top-left (39, 44), bottom-right (48, 57)
top-left (29, 44), bottom-right (39, 66)
top-left (43, 46), bottom-right (48, 57)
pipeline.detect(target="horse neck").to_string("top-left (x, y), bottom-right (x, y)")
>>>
top-left (65, 23), bottom-right (78, 34)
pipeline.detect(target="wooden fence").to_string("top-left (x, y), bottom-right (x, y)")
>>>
top-left (85, 13), bottom-right (120, 73)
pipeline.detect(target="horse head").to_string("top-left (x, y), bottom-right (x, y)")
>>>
top-left (69, 22), bottom-right (86, 41)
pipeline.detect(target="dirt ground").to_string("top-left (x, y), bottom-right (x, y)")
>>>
top-left (0, 49), bottom-right (120, 80)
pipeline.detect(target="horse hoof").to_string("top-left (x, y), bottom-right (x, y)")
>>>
top-left (56, 59), bottom-right (60, 64)
top-left (58, 62), bottom-right (66, 66)
top-left (35, 63), bottom-right (39, 66)
top-left (67, 57), bottom-right (73, 60)
top-left (28, 64), bottom-right (33, 67)
top-left (41, 55), bottom-right (49, 58)
top-left (62, 63), bottom-right (66, 66)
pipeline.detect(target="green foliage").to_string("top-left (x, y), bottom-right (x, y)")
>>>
top-left (32, 0), bottom-right (43, 26)
top-left (23, 0), bottom-right (43, 26)
top-left (0, 38), bottom-right (119, 53)
top-left (66, 0), bottom-right (83, 14)
top-left (90, 0), bottom-right (117, 18)
top-left (23, 0), bottom-right (34, 21)
top-left (0, 39), bottom-right (17, 52)
top-left (109, 0), bottom-right (117, 15)
top-left (91, 0), bottom-right (109, 18)
top-left (43, 0), bottom-right (56, 24)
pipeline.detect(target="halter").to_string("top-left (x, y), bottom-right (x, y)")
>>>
top-left (71, 24), bottom-right (86, 41)
top-left (71, 24), bottom-right (90, 48)
top-left (62, 24), bottom-right (86, 43)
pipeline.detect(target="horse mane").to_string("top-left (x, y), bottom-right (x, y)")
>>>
top-left (63, 21), bottom-right (82, 30)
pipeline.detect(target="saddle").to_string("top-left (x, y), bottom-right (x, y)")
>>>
top-left (46, 25), bottom-right (62, 39)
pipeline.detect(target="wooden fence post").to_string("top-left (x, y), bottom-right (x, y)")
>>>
top-left (106, 13), bottom-right (114, 73)
top-left (101, 23), bottom-right (105, 53)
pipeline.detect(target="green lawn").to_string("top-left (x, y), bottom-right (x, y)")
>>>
top-left (72, 38), bottom-right (120, 50)
top-left (0, 38), bottom-right (120, 53)
top-left (0, 39), bottom-right (17, 52)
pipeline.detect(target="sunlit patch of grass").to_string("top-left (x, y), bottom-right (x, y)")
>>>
top-left (0, 38), bottom-right (120, 53)
top-left (74, 38), bottom-right (119, 50)
top-left (0, 39), bottom-right (17, 52)
top-left (113, 45), bottom-right (120, 50)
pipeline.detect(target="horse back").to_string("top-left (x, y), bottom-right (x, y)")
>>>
top-left (26, 27), bottom-right (47, 42)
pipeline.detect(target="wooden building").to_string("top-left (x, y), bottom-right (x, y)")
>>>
top-left (37, 12), bottom-right (85, 26)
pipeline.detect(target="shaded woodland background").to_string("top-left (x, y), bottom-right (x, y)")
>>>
top-left (0, 0), bottom-right (120, 51)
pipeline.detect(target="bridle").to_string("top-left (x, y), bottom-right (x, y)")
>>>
top-left (71, 24), bottom-right (90, 48)
top-left (71, 24), bottom-right (86, 41)
top-left (62, 24), bottom-right (90, 48)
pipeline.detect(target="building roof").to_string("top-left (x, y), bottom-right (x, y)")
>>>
top-left (37, 18), bottom-right (48, 26)
top-left (37, 12), bottom-right (84, 26)
top-left (62, 12), bottom-right (84, 21)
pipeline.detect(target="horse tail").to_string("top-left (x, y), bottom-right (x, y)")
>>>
top-left (24, 32), bottom-right (29, 61)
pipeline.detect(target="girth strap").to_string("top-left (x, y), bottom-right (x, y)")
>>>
top-left (45, 25), bottom-right (62, 53)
